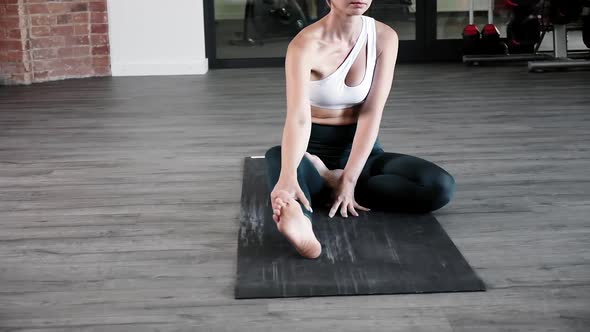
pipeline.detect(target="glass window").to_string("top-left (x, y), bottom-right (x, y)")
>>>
top-left (435, 0), bottom-right (588, 51)
top-left (436, 0), bottom-right (510, 40)
top-left (214, 0), bottom-right (417, 60)
top-left (365, 0), bottom-right (416, 41)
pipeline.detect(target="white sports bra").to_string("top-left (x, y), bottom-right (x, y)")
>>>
top-left (309, 15), bottom-right (376, 109)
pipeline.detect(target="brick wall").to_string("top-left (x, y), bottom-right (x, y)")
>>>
top-left (0, 0), bottom-right (110, 85)
top-left (0, 0), bottom-right (30, 84)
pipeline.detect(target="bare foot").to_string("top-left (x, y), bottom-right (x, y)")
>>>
top-left (271, 189), bottom-right (293, 223)
top-left (274, 196), bottom-right (321, 259)
top-left (305, 152), bottom-right (343, 189)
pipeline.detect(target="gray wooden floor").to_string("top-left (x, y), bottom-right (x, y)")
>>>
top-left (1, 64), bottom-right (589, 331)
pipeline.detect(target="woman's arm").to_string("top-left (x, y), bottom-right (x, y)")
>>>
top-left (342, 25), bottom-right (399, 184)
top-left (279, 38), bottom-right (313, 180)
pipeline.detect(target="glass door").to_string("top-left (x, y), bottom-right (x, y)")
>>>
top-left (425, 0), bottom-right (512, 60)
top-left (429, 0), bottom-right (589, 56)
top-left (205, 0), bottom-right (429, 68)
top-left (365, 0), bottom-right (423, 62)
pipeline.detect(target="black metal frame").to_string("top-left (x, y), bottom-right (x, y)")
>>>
top-left (204, 0), bottom-right (465, 68)
top-left (424, 0), bottom-right (466, 61)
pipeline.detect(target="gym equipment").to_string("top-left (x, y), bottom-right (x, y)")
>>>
top-left (548, 0), bottom-right (583, 24)
top-left (506, 12), bottom-right (542, 53)
top-left (463, 0), bottom-right (555, 66)
top-left (528, 0), bottom-right (590, 71)
top-left (231, 0), bottom-right (310, 46)
top-left (463, 0), bottom-right (482, 55)
top-left (235, 157), bottom-right (486, 299)
top-left (481, 0), bottom-right (509, 54)
top-left (528, 25), bottom-right (590, 71)
top-left (503, 0), bottom-right (542, 53)
top-left (504, 0), bottom-right (542, 15)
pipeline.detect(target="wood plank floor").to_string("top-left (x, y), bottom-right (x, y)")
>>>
top-left (0, 64), bottom-right (589, 331)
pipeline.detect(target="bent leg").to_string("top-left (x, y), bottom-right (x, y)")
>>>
top-left (355, 152), bottom-right (456, 213)
top-left (264, 145), bottom-right (327, 220)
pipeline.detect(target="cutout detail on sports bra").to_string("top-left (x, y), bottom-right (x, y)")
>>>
top-left (311, 16), bottom-right (367, 85)
top-left (309, 16), bottom-right (377, 110)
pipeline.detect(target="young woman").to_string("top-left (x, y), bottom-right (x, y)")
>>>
top-left (264, 0), bottom-right (455, 259)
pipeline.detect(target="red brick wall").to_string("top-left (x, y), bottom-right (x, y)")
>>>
top-left (0, 0), bottom-right (30, 85)
top-left (0, 0), bottom-right (110, 85)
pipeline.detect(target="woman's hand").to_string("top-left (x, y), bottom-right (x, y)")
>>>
top-left (270, 176), bottom-right (312, 221)
top-left (328, 178), bottom-right (370, 218)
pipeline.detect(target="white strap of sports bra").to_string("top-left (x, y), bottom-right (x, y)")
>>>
top-left (339, 16), bottom-right (368, 74)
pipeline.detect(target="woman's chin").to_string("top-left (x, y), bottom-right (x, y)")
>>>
top-left (350, 8), bottom-right (368, 14)
top-left (346, 10), bottom-right (366, 15)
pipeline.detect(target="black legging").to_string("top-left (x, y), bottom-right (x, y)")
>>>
top-left (265, 122), bottom-right (455, 220)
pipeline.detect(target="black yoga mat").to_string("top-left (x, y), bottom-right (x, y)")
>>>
top-left (235, 156), bottom-right (486, 299)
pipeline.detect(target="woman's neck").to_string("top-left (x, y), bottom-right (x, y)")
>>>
top-left (321, 14), bottom-right (363, 44)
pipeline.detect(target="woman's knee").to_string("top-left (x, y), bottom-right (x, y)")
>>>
top-left (430, 171), bottom-right (456, 209)
top-left (265, 145), bottom-right (282, 161)
top-left (266, 145), bottom-right (313, 176)
top-left (264, 145), bottom-right (282, 190)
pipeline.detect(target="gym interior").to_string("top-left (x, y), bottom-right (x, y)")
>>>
top-left (1, 0), bottom-right (589, 331)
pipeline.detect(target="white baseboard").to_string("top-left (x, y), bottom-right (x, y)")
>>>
top-left (110, 59), bottom-right (209, 77)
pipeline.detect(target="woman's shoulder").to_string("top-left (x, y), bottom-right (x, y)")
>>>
top-left (289, 20), bottom-right (324, 48)
top-left (372, 18), bottom-right (398, 43)
top-left (286, 23), bottom-right (322, 60)
top-left (372, 17), bottom-right (399, 56)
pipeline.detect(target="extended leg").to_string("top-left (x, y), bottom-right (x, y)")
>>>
top-left (264, 145), bottom-right (325, 258)
top-left (264, 145), bottom-right (327, 220)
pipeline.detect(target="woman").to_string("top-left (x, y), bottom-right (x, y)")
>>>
top-left (264, 0), bottom-right (455, 259)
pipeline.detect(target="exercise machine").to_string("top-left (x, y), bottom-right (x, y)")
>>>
top-left (463, 0), bottom-right (550, 65)
top-left (463, 0), bottom-right (590, 71)
top-left (528, 0), bottom-right (590, 71)
top-left (231, 0), bottom-right (310, 46)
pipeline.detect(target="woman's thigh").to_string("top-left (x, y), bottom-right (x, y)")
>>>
top-left (354, 151), bottom-right (456, 213)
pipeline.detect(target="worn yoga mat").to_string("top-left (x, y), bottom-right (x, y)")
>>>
top-left (235, 156), bottom-right (486, 299)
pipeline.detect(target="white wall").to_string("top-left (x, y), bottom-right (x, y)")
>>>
top-left (107, 0), bottom-right (208, 76)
